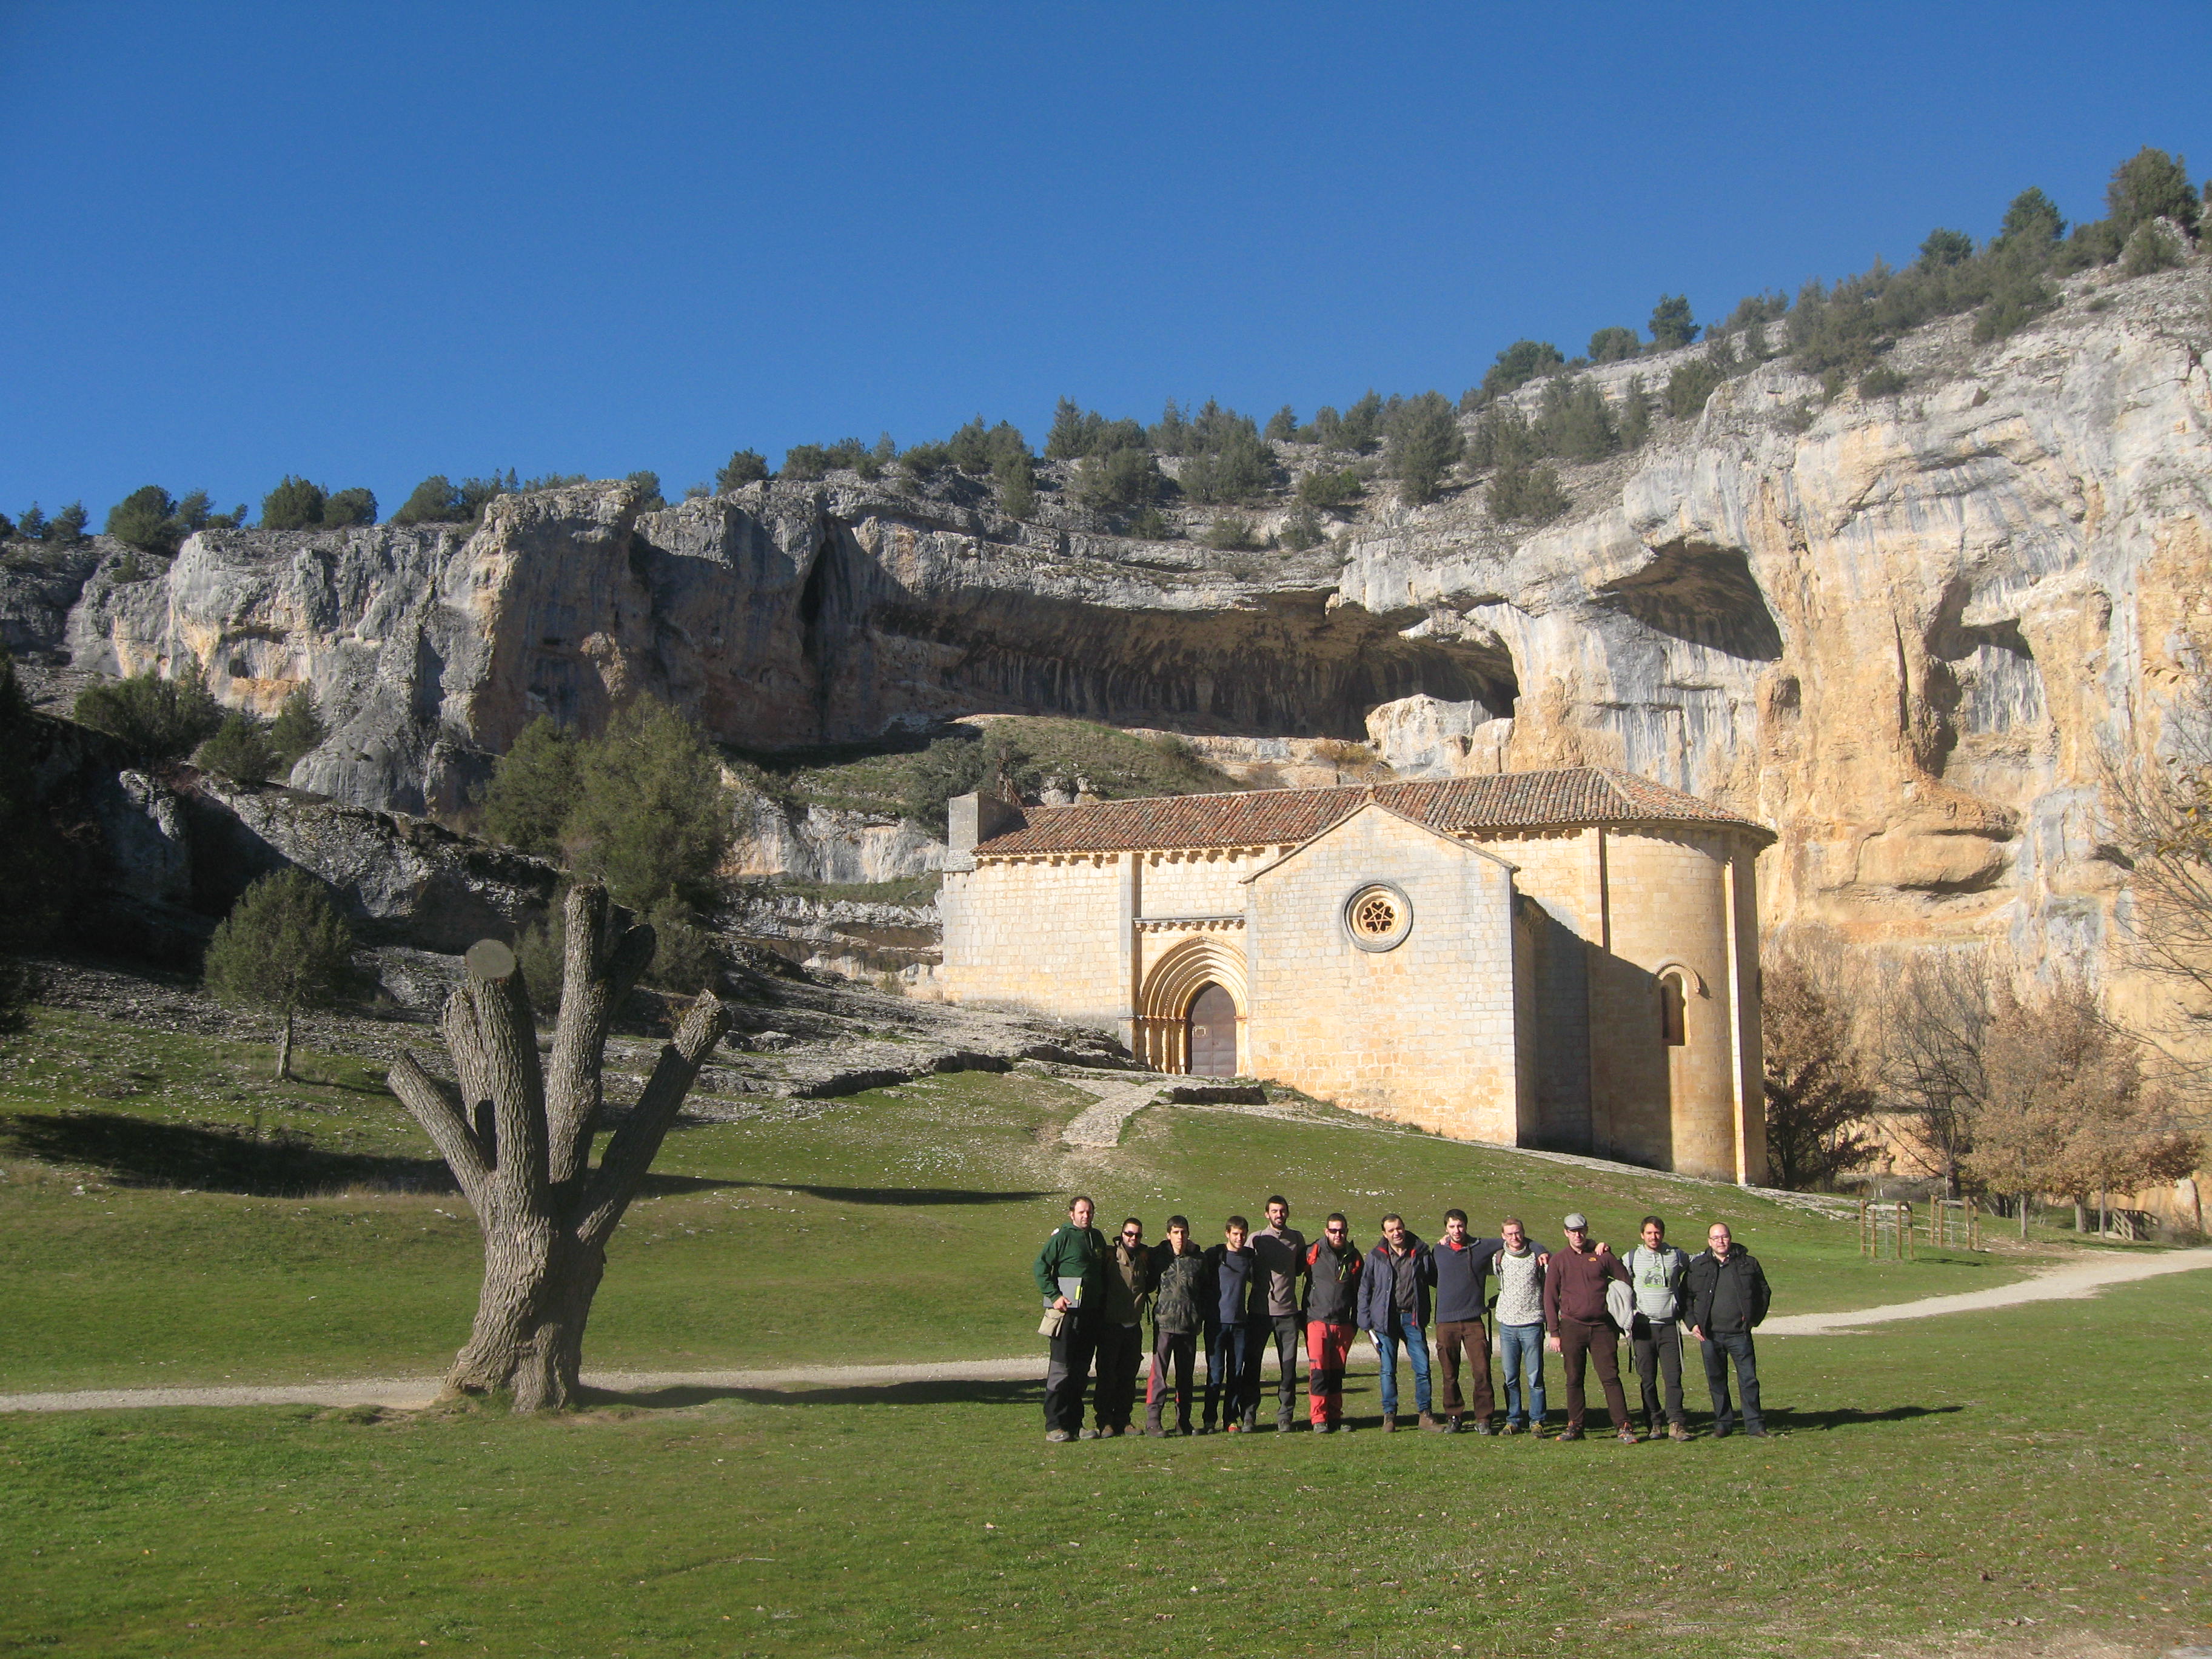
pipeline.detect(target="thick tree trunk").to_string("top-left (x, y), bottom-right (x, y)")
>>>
top-left (276, 1010), bottom-right (294, 1081)
top-left (388, 885), bottom-right (728, 1410)
top-left (2019, 1192), bottom-right (2029, 1241)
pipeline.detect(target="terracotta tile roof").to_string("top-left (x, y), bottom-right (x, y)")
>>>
top-left (971, 767), bottom-right (1771, 857)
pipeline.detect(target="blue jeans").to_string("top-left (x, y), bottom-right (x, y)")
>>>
top-left (1371, 1312), bottom-right (1432, 1416)
top-left (1699, 1330), bottom-right (1763, 1432)
top-left (1498, 1321), bottom-right (1547, 1427)
top-left (1204, 1322), bottom-right (1253, 1427)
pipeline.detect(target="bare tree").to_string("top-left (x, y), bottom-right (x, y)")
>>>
top-left (1761, 947), bottom-right (1877, 1190)
top-left (387, 884), bottom-right (731, 1410)
top-left (1969, 978), bottom-right (2202, 1237)
top-left (1871, 950), bottom-right (1991, 1196)
top-left (2100, 647), bottom-right (2212, 1094)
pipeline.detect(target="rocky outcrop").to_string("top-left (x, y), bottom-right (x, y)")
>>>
top-left (727, 795), bottom-right (945, 884)
top-left (37, 255), bottom-right (2212, 1022)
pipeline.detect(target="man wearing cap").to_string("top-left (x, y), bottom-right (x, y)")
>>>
top-left (1686, 1221), bottom-right (1772, 1438)
top-left (1543, 1211), bottom-right (1636, 1443)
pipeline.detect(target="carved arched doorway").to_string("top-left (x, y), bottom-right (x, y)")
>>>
top-left (1187, 984), bottom-right (1238, 1077)
top-left (1134, 934), bottom-right (1247, 1074)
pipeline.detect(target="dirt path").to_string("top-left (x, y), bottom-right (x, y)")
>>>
top-left (3, 1248), bottom-right (2204, 1415)
top-left (1758, 1245), bottom-right (2212, 1336)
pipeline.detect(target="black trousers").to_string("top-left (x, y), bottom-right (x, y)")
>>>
top-left (1094, 1322), bottom-right (1143, 1429)
top-left (1264, 1313), bottom-right (1302, 1419)
top-left (1146, 1327), bottom-right (1197, 1432)
top-left (1631, 1315), bottom-right (1686, 1428)
top-left (1700, 1330), bottom-right (1763, 1432)
top-left (1043, 1311), bottom-right (1099, 1435)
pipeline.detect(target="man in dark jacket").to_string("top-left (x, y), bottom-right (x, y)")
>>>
top-left (1542, 1212), bottom-right (1635, 1443)
top-left (1146, 1216), bottom-right (1208, 1436)
top-left (1094, 1216), bottom-right (1155, 1436)
top-left (1356, 1213), bottom-right (1437, 1431)
top-left (1032, 1195), bottom-right (1107, 1443)
top-left (1248, 1195), bottom-right (1308, 1432)
top-left (1303, 1213), bottom-right (1362, 1432)
top-left (1200, 1215), bottom-right (1258, 1433)
top-left (1686, 1222), bottom-right (1772, 1438)
top-left (1427, 1208), bottom-right (1549, 1435)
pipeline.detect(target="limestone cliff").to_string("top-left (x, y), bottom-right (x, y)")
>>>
top-left (38, 255), bottom-right (2212, 1022)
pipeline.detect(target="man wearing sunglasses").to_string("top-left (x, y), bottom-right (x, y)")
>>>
top-left (1303, 1213), bottom-right (1363, 1432)
top-left (1094, 1216), bottom-right (1155, 1437)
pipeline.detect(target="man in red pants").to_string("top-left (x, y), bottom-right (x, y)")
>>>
top-left (1542, 1211), bottom-right (1635, 1443)
top-left (1303, 1214), bottom-right (1362, 1432)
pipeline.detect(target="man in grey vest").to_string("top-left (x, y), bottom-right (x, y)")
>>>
top-left (1626, 1215), bottom-right (1691, 1441)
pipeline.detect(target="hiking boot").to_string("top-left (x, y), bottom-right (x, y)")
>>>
top-left (1145, 1423), bottom-right (1167, 1438)
top-left (1498, 1419), bottom-right (1520, 1436)
top-left (1557, 1427), bottom-right (1584, 1441)
top-left (1276, 1411), bottom-right (1295, 1433)
top-left (1472, 1418), bottom-right (1496, 1436)
top-left (1744, 1426), bottom-right (1770, 1438)
top-left (1711, 1424), bottom-right (1731, 1439)
top-left (1668, 1424), bottom-right (1691, 1443)
top-left (1045, 1429), bottom-right (1072, 1443)
top-left (1224, 1422), bottom-right (1242, 1435)
top-left (1617, 1428), bottom-right (1640, 1444)
top-left (1315, 1422), bottom-right (1337, 1434)
top-left (1381, 1413), bottom-right (1397, 1433)
top-left (1418, 1412), bottom-right (1444, 1433)
top-left (1079, 1427), bottom-right (1102, 1440)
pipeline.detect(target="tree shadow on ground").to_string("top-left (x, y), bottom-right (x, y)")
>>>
top-left (722, 1180), bottom-right (1054, 1206)
top-left (583, 1378), bottom-right (1041, 1410)
top-left (1, 1111), bottom-right (736, 1202)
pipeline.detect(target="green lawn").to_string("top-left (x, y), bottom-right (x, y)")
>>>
top-left (2, 1272), bottom-right (2207, 1658)
top-left (0, 1008), bottom-right (2038, 1393)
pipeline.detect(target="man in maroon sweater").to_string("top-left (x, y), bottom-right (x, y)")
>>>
top-left (1542, 1212), bottom-right (1636, 1443)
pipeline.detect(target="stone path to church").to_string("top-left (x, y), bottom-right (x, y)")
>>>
top-left (2, 1247), bottom-right (2203, 1415)
top-left (1057, 1073), bottom-right (1175, 1145)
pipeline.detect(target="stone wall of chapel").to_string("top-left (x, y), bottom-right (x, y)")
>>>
top-left (1477, 830), bottom-right (1600, 1151)
top-left (1592, 828), bottom-right (1746, 1183)
top-left (940, 856), bottom-right (1128, 1026)
top-left (1245, 809), bottom-right (1521, 1142)
top-left (1138, 849), bottom-right (1270, 917)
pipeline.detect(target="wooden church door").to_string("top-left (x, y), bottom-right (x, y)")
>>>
top-left (1187, 983), bottom-right (1238, 1077)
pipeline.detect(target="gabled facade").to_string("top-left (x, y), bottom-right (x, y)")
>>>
top-left (940, 768), bottom-right (1775, 1184)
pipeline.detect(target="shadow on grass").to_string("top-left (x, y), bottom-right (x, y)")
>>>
top-left (725, 1180), bottom-right (1054, 1207)
top-left (1, 1111), bottom-right (736, 1202)
top-left (584, 1379), bottom-right (1041, 1410)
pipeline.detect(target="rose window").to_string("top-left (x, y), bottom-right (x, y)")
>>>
top-left (1353, 893), bottom-right (1399, 937)
top-left (1344, 882), bottom-right (1412, 951)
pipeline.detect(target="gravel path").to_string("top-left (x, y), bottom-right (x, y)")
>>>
top-left (1758, 1245), bottom-right (2212, 1336)
top-left (3, 1248), bottom-right (2203, 1415)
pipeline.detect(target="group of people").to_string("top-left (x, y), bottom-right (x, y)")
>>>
top-left (1030, 1195), bottom-right (1772, 1444)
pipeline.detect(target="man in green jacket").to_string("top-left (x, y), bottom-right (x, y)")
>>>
top-left (1033, 1196), bottom-right (1108, 1443)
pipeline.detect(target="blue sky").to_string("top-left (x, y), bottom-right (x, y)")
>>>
top-left (3, 1), bottom-right (2208, 523)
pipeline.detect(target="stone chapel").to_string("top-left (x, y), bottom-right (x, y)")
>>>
top-left (939, 768), bottom-right (1774, 1185)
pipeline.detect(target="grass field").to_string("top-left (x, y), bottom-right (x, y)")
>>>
top-left (2, 1272), bottom-right (2207, 1658)
top-left (0, 1007), bottom-right (2042, 1393)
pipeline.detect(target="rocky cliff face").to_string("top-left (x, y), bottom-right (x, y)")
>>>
top-left (39, 257), bottom-right (2212, 1019)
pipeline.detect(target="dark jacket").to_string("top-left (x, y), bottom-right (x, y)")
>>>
top-left (1150, 1239), bottom-right (1210, 1335)
top-left (1104, 1238), bottom-right (1156, 1326)
top-left (1543, 1242), bottom-right (1629, 1333)
top-left (1356, 1235), bottom-right (1432, 1331)
top-left (1429, 1234), bottom-right (1549, 1325)
top-left (1686, 1247), bottom-right (1771, 1335)
top-left (1304, 1235), bottom-right (1362, 1325)
top-left (1032, 1222), bottom-right (1107, 1309)
top-left (1201, 1241), bottom-right (1256, 1327)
